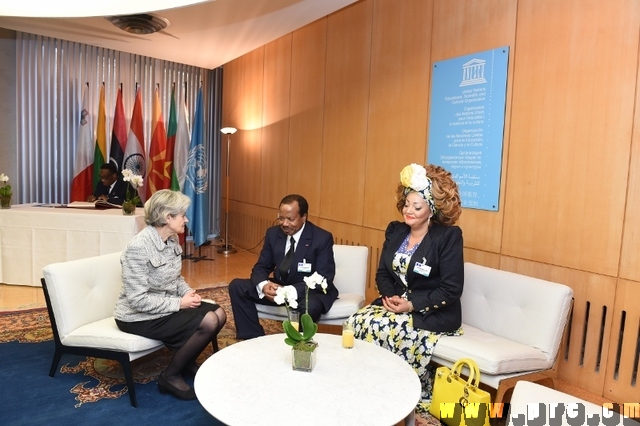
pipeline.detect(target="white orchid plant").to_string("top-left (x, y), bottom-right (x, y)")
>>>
top-left (121, 169), bottom-right (144, 206)
top-left (276, 272), bottom-right (328, 351)
top-left (0, 174), bottom-right (11, 198)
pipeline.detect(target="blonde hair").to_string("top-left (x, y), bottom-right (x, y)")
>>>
top-left (144, 190), bottom-right (191, 227)
top-left (396, 164), bottom-right (461, 226)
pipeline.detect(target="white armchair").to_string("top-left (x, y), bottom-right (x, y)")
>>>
top-left (41, 252), bottom-right (165, 407)
top-left (508, 381), bottom-right (640, 426)
top-left (256, 244), bottom-right (369, 326)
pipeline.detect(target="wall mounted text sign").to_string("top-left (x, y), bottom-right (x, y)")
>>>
top-left (428, 46), bottom-right (509, 211)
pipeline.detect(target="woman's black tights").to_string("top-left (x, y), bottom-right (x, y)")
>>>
top-left (163, 308), bottom-right (226, 391)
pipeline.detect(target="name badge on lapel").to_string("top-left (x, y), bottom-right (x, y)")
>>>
top-left (298, 259), bottom-right (312, 273)
top-left (413, 260), bottom-right (431, 277)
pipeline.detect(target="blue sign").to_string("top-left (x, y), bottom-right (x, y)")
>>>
top-left (428, 47), bottom-right (509, 211)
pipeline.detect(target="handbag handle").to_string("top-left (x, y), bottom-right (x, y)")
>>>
top-left (450, 358), bottom-right (482, 388)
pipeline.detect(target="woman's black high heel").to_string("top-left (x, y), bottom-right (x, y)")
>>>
top-left (157, 372), bottom-right (197, 400)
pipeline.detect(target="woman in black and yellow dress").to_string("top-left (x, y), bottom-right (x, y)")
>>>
top-left (347, 163), bottom-right (464, 412)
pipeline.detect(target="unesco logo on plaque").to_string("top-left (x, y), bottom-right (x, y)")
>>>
top-left (460, 59), bottom-right (487, 87)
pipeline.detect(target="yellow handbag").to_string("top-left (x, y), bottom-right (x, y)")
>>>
top-left (429, 358), bottom-right (492, 426)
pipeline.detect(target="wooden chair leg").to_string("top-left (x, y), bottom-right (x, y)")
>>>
top-left (211, 337), bottom-right (219, 353)
top-left (495, 371), bottom-right (555, 403)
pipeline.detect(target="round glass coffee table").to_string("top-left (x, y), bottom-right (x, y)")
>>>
top-left (194, 333), bottom-right (421, 425)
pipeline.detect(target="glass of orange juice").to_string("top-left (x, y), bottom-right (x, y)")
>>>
top-left (288, 311), bottom-right (300, 331)
top-left (342, 320), bottom-right (354, 348)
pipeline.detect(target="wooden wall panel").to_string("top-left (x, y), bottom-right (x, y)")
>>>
top-left (261, 35), bottom-right (292, 208)
top-left (503, 0), bottom-right (639, 276)
top-left (620, 64), bottom-right (640, 281)
top-left (221, 58), bottom-right (242, 131)
top-left (604, 279), bottom-right (640, 402)
top-left (431, 0), bottom-right (517, 254)
top-left (363, 0), bottom-right (433, 231)
top-left (462, 248), bottom-right (501, 269)
top-left (232, 48), bottom-right (264, 205)
top-left (320, 0), bottom-right (372, 224)
top-left (288, 20), bottom-right (327, 217)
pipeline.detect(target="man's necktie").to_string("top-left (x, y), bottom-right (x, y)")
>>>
top-left (279, 236), bottom-right (295, 280)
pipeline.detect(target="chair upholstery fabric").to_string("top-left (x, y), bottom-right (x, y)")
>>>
top-left (41, 251), bottom-right (165, 407)
top-left (256, 244), bottom-right (369, 326)
top-left (431, 263), bottom-right (574, 391)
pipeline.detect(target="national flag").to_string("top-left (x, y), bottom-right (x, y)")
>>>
top-left (92, 83), bottom-right (107, 189)
top-left (108, 85), bottom-right (127, 172)
top-left (70, 83), bottom-right (94, 202)
top-left (123, 86), bottom-right (146, 202)
top-left (184, 87), bottom-right (210, 247)
top-left (146, 86), bottom-right (168, 198)
top-left (171, 87), bottom-right (191, 191)
top-left (165, 84), bottom-right (177, 190)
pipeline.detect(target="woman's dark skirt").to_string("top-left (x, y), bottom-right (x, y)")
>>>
top-left (115, 301), bottom-right (221, 350)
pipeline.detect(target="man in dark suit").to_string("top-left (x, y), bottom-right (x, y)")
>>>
top-left (87, 162), bottom-right (127, 205)
top-left (229, 194), bottom-right (338, 339)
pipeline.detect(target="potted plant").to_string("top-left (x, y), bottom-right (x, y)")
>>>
top-left (274, 272), bottom-right (328, 371)
top-left (121, 169), bottom-right (143, 215)
top-left (0, 174), bottom-right (12, 209)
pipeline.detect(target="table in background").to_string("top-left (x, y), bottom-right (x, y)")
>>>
top-left (0, 204), bottom-right (145, 286)
top-left (194, 333), bottom-right (421, 426)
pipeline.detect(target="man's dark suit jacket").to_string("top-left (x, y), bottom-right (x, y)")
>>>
top-left (92, 178), bottom-right (127, 205)
top-left (374, 220), bottom-right (464, 332)
top-left (251, 221), bottom-right (338, 313)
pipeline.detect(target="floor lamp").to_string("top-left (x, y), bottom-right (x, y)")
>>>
top-left (218, 127), bottom-right (237, 255)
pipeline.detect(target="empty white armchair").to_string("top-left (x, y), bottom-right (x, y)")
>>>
top-left (431, 263), bottom-right (574, 402)
top-left (508, 381), bottom-right (640, 426)
top-left (256, 244), bottom-right (369, 325)
top-left (41, 252), bottom-right (165, 407)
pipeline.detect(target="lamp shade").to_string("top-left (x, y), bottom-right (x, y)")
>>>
top-left (221, 127), bottom-right (237, 135)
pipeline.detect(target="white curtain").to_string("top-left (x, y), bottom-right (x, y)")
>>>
top-left (15, 32), bottom-right (222, 237)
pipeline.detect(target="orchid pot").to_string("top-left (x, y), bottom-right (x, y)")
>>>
top-left (275, 272), bottom-right (328, 373)
top-left (0, 195), bottom-right (10, 209)
top-left (122, 201), bottom-right (136, 215)
top-left (291, 340), bottom-right (318, 372)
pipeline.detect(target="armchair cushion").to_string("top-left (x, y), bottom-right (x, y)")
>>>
top-left (62, 317), bottom-right (164, 353)
top-left (435, 325), bottom-right (549, 374)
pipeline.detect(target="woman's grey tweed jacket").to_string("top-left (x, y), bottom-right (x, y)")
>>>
top-left (114, 225), bottom-right (192, 322)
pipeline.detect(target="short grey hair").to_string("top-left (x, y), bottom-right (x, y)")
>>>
top-left (144, 189), bottom-right (191, 227)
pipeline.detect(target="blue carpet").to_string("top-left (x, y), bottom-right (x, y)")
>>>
top-left (0, 339), bottom-right (223, 425)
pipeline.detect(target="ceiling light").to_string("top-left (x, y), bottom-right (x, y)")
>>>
top-left (106, 14), bottom-right (170, 35)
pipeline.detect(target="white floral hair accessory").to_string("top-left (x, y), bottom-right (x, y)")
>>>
top-left (399, 163), bottom-right (436, 216)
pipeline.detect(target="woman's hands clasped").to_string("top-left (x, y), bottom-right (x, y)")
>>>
top-left (180, 290), bottom-right (202, 309)
top-left (382, 295), bottom-right (412, 314)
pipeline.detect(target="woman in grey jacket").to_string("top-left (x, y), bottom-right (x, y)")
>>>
top-left (115, 190), bottom-right (226, 400)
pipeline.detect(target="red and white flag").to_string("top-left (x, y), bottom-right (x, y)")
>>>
top-left (70, 83), bottom-right (94, 202)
